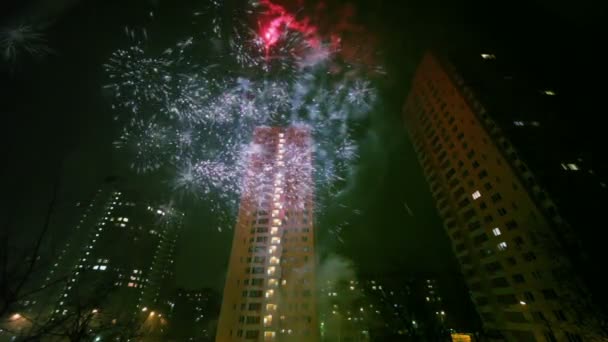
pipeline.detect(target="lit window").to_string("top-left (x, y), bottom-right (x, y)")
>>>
top-left (264, 315), bottom-right (273, 326)
top-left (481, 53), bottom-right (496, 60)
top-left (542, 90), bottom-right (556, 96)
top-left (93, 265), bottom-right (99, 270)
top-left (266, 304), bottom-right (277, 311)
top-left (567, 163), bottom-right (579, 171)
top-left (492, 227), bottom-right (501, 236)
top-left (497, 242), bottom-right (508, 251)
top-left (99, 265), bottom-right (107, 271)
top-left (472, 191), bottom-right (482, 200)
top-left (128, 282), bottom-right (135, 287)
top-left (123, 218), bottom-right (129, 222)
top-left (264, 331), bottom-right (276, 340)
top-left (513, 121), bottom-right (525, 126)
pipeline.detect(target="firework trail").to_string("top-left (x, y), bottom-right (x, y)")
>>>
top-left (104, 0), bottom-right (380, 237)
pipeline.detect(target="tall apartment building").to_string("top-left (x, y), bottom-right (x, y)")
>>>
top-left (402, 52), bottom-right (606, 341)
top-left (217, 126), bottom-right (318, 342)
top-left (37, 180), bottom-right (181, 338)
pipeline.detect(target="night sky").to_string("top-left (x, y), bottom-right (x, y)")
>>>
top-left (2, 0), bottom-right (606, 331)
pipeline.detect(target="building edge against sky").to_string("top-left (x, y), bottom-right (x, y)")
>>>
top-left (217, 126), bottom-right (318, 342)
top-left (402, 52), bottom-right (607, 341)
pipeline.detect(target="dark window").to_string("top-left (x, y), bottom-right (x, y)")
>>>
top-left (475, 296), bottom-right (489, 306)
top-left (453, 186), bottom-right (465, 198)
top-left (237, 329), bottom-right (243, 337)
top-left (256, 227), bottom-right (268, 233)
top-left (514, 236), bottom-right (525, 246)
top-left (479, 201), bottom-right (487, 210)
top-left (472, 160), bottom-right (480, 169)
top-left (468, 221), bottom-right (481, 231)
top-left (532, 311), bottom-right (545, 322)
top-left (245, 330), bottom-right (260, 339)
top-left (481, 312), bottom-right (495, 322)
top-left (566, 332), bottom-right (583, 342)
top-left (485, 261), bottom-right (502, 273)
top-left (252, 267), bottom-right (264, 274)
top-left (437, 151), bottom-right (447, 162)
top-left (251, 278), bottom-right (264, 286)
top-left (248, 303), bottom-right (262, 311)
top-left (473, 233), bottom-right (489, 245)
top-left (524, 291), bottom-right (535, 302)
top-left (253, 256), bottom-right (265, 263)
top-left (446, 168), bottom-right (456, 179)
top-left (507, 257), bottom-right (517, 265)
top-left (542, 289), bottom-right (558, 300)
top-left (458, 198), bottom-right (471, 209)
top-left (506, 220), bottom-right (518, 230)
top-left (483, 215), bottom-right (493, 223)
top-left (554, 310), bottom-right (567, 321)
top-left (478, 170), bottom-right (488, 179)
top-left (498, 208), bottom-right (508, 216)
top-left (491, 193), bottom-right (502, 203)
top-left (544, 331), bottom-right (557, 342)
top-left (504, 311), bottom-right (528, 323)
top-left (484, 182), bottom-right (493, 190)
top-left (523, 252), bottom-right (537, 262)
top-left (490, 277), bottom-right (509, 288)
top-left (257, 218), bottom-right (269, 224)
top-left (512, 274), bottom-right (525, 283)
top-left (467, 150), bottom-right (475, 159)
top-left (457, 132), bottom-right (465, 140)
top-left (246, 316), bottom-right (261, 324)
top-left (497, 294), bottom-right (517, 305)
top-left (248, 290), bottom-right (263, 298)
top-left (462, 208), bottom-right (476, 221)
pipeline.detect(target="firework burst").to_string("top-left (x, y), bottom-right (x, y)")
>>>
top-left (104, 0), bottom-right (381, 238)
top-left (1, 23), bottom-right (52, 66)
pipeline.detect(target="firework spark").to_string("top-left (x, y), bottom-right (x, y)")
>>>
top-left (1, 23), bottom-right (52, 65)
top-left (104, 0), bottom-right (381, 238)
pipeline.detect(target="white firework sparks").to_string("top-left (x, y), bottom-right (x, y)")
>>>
top-left (0, 23), bottom-right (52, 65)
top-left (104, 0), bottom-right (380, 237)
top-left (114, 118), bottom-right (172, 173)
